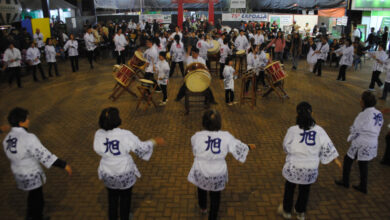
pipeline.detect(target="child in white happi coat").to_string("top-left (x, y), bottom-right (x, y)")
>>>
top-left (94, 107), bottom-right (165, 220)
top-left (306, 38), bottom-right (318, 73)
top-left (278, 102), bottom-right (341, 220)
top-left (335, 91), bottom-right (383, 194)
top-left (368, 44), bottom-right (388, 90)
top-left (219, 38), bottom-right (232, 79)
top-left (155, 51), bottom-right (170, 105)
top-left (45, 38), bottom-right (60, 77)
top-left (169, 34), bottom-right (185, 77)
top-left (3, 108), bottom-right (72, 220)
top-left (27, 42), bottom-right (47, 81)
top-left (63, 34), bottom-right (79, 72)
top-left (223, 58), bottom-right (237, 105)
top-left (188, 110), bottom-right (255, 220)
top-left (255, 44), bottom-right (269, 89)
top-left (335, 39), bottom-right (354, 81)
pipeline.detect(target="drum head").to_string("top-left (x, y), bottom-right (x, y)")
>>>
top-left (208, 40), bottom-right (220, 54)
top-left (236, 50), bottom-right (245, 55)
top-left (265, 61), bottom-right (280, 70)
top-left (185, 69), bottom-right (211, 92)
top-left (166, 52), bottom-right (171, 60)
top-left (140, 79), bottom-right (154, 85)
top-left (185, 62), bottom-right (207, 75)
top-left (135, 51), bottom-right (146, 62)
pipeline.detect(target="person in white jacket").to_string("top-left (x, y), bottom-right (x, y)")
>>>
top-left (219, 38), bottom-right (232, 79)
top-left (380, 59), bottom-right (390, 100)
top-left (63, 34), bottom-right (79, 72)
top-left (335, 39), bottom-right (354, 81)
top-left (254, 29), bottom-right (264, 46)
top-left (113, 29), bottom-right (128, 65)
top-left (3, 42), bottom-right (22, 88)
top-left (223, 58), bottom-right (237, 105)
top-left (33, 28), bottom-right (44, 50)
top-left (368, 44), bottom-right (388, 91)
top-left (84, 27), bottom-right (97, 69)
top-left (196, 34), bottom-right (214, 69)
top-left (234, 30), bottom-right (249, 51)
top-left (3, 107), bottom-right (72, 220)
top-left (26, 42), bottom-right (47, 81)
top-left (335, 91), bottom-right (383, 194)
top-left (313, 36), bottom-right (329, 76)
top-left (94, 107), bottom-right (165, 220)
top-left (44, 38), bottom-right (60, 77)
top-left (188, 110), bottom-right (255, 220)
top-left (278, 102), bottom-right (341, 220)
top-left (155, 52), bottom-right (170, 105)
top-left (169, 34), bottom-right (185, 77)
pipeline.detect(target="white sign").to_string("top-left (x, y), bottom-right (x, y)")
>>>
top-left (230, 0), bottom-right (246, 8)
top-left (140, 14), bottom-right (171, 24)
top-left (336, 16), bottom-right (348, 26)
top-left (222, 13), bottom-right (268, 22)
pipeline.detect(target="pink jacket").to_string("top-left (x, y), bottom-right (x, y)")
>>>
top-left (267, 38), bottom-right (286, 53)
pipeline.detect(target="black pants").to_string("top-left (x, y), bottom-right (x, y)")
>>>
top-left (8, 66), bottom-right (21, 88)
top-left (176, 84), bottom-right (215, 103)
top-left (87, 50), bottom-right (94, 68)
top-left (219, 63), bottom-right (225, 79)
top-left (257, 71), bottom-right (265, 88)
top-left (225, 89), bottom-right (234, 103)
top-left (313, 59), bottom-right (324, 76)
top-left (160, 84), bottom-right (167, 101)
top-left (116, 51), bottom-right (126, 65)
top-left (206, 60), bottom-right (211, 70)
top-left (70, 56), bottom-right (79, 72)
top-left (337, 65), bottom-right (347, 81)
top-left (107, 187), bottom-right (133, 220)
top-left (369, 71), bottom-right (383, 89)
top-left (382, 132), bottom-right (390, 164)
top-left (341, 155), bottom-right (368, 190)
top-left (27, 187), bottom-right (44, 220)
top-left (144, 72), bottom-right (159, 89)
top-left (198, 188), bottom-right (221, 220)
top-left (381, 82), bottom-right (390, 99)
top-left (283, 181), bottom-right (311, 213)
top-left (48, 62), bottom-right (59, 76)
top-left (31, 64), bottom-right (46, 81)
top-left (170, 61), bottom-right (185, 77)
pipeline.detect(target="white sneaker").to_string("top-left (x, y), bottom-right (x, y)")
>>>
top-left (380, 85), bottom-right (385, 90)
top-left (294, 209), bottom-right (305, 220)
top-left (277, 204), bottom-right (292, 219)
top-left (368, 88), bottom-right (375, 92)
top-left (159, 101), bottom-right (167, 106)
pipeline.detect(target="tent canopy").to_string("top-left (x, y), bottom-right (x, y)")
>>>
top-left (20, 0), bottom-right (77, 10)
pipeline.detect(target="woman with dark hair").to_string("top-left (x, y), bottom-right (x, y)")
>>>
top-left (188, 110), bottom-right (255, 220)
top-left (278, 102), bottom-right (341, 220)
top-left (45, 38), bottom-right (60, 77)
top-left (94, 107), bottom-right (165, 220)
top-left (335, 91), bottom-right (383, 194)
top-left (169, 34), bottom-right (185, 77)
top-left (3, 107), bottom-right (72, 220)
top-left (334, 38), bottom-right (354, 81)
top-left (266, 31), bottom-right (286, 63)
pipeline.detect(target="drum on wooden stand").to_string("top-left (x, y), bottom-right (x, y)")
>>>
top-left (184, 62), bottom-right (208, 76)
top-left (264, 61), bottom-right (287, 84)
top-left (184, 62), bottom-right (211, 93)
top-left (113, 65), bottom-right (136, 87)
top-left (207, 40), bottom-right (220, 56)
top-left (139, 79), bottom-right (155, 88)
top-left (128, 51), bottom-right (147, 71)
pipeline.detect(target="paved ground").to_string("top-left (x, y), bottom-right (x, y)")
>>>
top-left (0, 54), bottom-right (390, 220)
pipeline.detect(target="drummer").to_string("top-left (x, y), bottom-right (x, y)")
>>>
top-left (144, 38), bottom-right (159, 88)
top-left (234, 29), bottom-right (250, 52)
top-left (175, 47), bottom-right (217, 104)
top-left (168, 26), bottom-right (183, 42)
top-left (219, 38), bottom-right (233, 79)
top-left (196, 34), bottom-right (214, 69)
top-left (254, 29), bottom-right (265, 47)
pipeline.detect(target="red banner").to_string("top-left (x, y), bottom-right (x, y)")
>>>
top-left (172, 0), bottom-right (218, 3)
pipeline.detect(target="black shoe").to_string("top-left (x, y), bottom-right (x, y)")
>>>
top-left (379, 97), bottom-right (386, 100)
top-left (352, 185), bottom-right (367, 194)
top-left (380, 160), bottom-right (390, 166)
top-left (335, 180), bottom-right (349, 188)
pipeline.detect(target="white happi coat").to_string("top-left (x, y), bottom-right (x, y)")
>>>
top-left (26, 47), bottom-right (41, 65)
top-left (347, 107), bottom-right (383, 161)
top-left (247, 52), bottom-right (256, 70)
top-left (335, 45), bottom-right (354, 67)
top-left (63, 40), bottom-right (79, 56)
top-left (217, 38), bottom-right (224, 47)
top-left (94, 128), bottom-right (154, 189)
top-left (315, 42), bottom-right (329, 61)
top-left (84, 33), bottom-right (96, 51)
top-left (3, 48), bottom-right (21, 67)
top-left (223, 65), bottom-right (235, 90)
top-left (234, 35), bottom-right (249, 51)
top-left (188, 130), bottom-right (249, 191)
top-left (113, 34), bottom-right (128, 55)
top-left (219, 44), bottom-right (231, 64)
top-left (3, 127), bottom-right (58, 191)
top-left (170, 42), bottom-right (185, 62)
top-left (144, 45), bottom-right (159, 73)
top-left (370, 50), bottom-right (388, 72)
top-left (256, 51), bottom-right (268, 69)
top-left (33, 33), bottom-right (44, 48)
top-left (185, 56), bottom-right (206, 66)
top-left (45, 45), bottom-right (57, 63)
top-left (156, 59), bottom-right (170, 85)
top-left (282, 125), bottom-right (339, 184)
top-left (307, 45), bottom-right (318, 65)
top-left (159, 37), bottom-right (167, 52)
top-left (254, 34), bottom-right (264, 45)
top-left (196, 40), bottom-right (213, 61)
top-left (169, 32), bottom-right (183, 41)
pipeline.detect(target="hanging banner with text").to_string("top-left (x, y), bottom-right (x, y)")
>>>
top-left (230, 0), bottom-right (246, 8)
top-left (140, 14), bottom-right (171, 24)
top-left (222, 13), bottom-right (268, 22)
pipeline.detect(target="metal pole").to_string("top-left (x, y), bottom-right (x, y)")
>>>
top-left (41, 0), bottom-right (50, 18)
